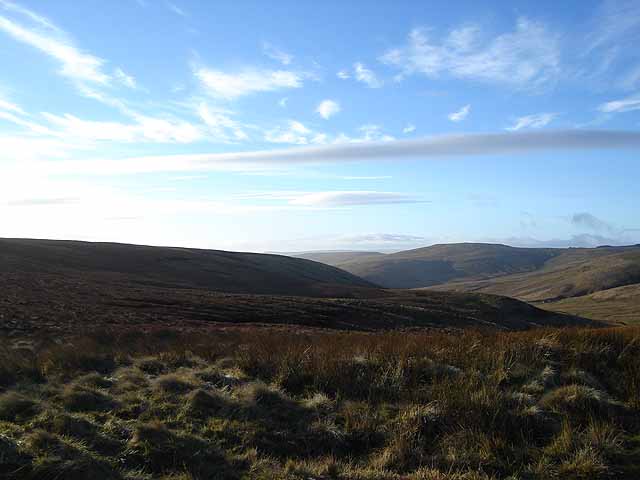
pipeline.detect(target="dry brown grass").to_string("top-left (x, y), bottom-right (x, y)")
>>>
top-left (1, 326), bottom-right (640, 479)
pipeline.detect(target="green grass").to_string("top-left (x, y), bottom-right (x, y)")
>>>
top-left (1, 326), bottom-right (640, 479)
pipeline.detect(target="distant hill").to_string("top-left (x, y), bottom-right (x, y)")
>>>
top-left (291, 250), bottom-right (385, 265)
top-left (0, 238), bottom-right (600, 334)
top-left (0, 238), bottom-right (377, 297)
top-left (295, 243), bottom-right (640, 298)
top-left (310, 243), bottom-right (561, 288)
top-left (429, 247), bottom-right (640, 301)
top-left (537, 283), bottom-right (640, 325)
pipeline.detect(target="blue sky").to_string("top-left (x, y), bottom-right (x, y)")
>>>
top-left (0, 0), bottom-right (639, 252)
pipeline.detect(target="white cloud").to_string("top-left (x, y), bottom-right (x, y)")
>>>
top-left (506, 112), bottom-right (558, 131)
top-left (316, 99), bottom-right (341, 119)
top-left (265, 120), bottom-right (318, 145)
top-left (278, 97), bottom-right (288, 107)
top-left (0, 95), bottom-right (24, 114)
top-left (338, 124), bottom-right (395, 143)
top-left (381, 18), bottom-right (560, 89)
top-left (166, 1), bottom-right (187, 17)
top-left (0, 0), bottom-right (61, 33)
top-left (448, 104), bottom-right (470, 122)
top-left (195, 67), bottom-right (303, 99)
top-left (40, 112), bottom-right (204, 143)
top-left (262, 42), bottom-right (293, 65)
top-left (197, 103), bottom-right (248, 141)
top-left (289, 191), bottom-right (425, 207)
top-left (403, 124), bottom-right (416, 134)
top-left (598, 93), bottom-right (640, 113)
top-left (337, 70), bottom-right (350, 79)
top-left (0, 12), bottom-right (109, 84)
top-left (114, 67), bottom-right (136, 89)
top-left (354, 62), bottom-right (383, 88)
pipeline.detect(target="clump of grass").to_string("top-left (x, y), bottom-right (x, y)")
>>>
top-left (125, 421), bottom-right (233, 477)
top-left (236, 381), bottom-right (292, 411)
top-left (73, 372), bottom-right (113, 389)
top-left (0, 434), bottom-right (32, 476)
top-left (135, 357), bottom-right (167, 375)
top-left (61, 385), bottom-right (115, 412)
top-left (23, 429), bottom-right (121, 480)
top-left (110, 367), bottom-right (148, 395)
top-left (539, 384), bottom-right (617, 418)
top-left (184, 388), bottom-right (231, 417)
top-left (33, 410), bottom-right (97, 440)
top-left (0, 391), bottom-right (39, 421)
top-left (153, 373), bottom-right (196, 394)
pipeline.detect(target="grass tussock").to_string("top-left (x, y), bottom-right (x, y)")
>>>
top-left (0, 326), bottom-right (640, 478)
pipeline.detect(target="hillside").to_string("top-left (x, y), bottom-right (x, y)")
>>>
top-left (538, 283), bottom-right (640, 324)
top-left (430, 248), bottom-right (640, 301)
top-left (0, 238), bottom-right (599, 336)
top-left (0, 238), bottom-right (376, 297)
top-left (291, 250), bottom-right (385, 265)
top-left (295, 243), bottom-right (640, 300)
top-left (313, 243), bottom-right (561, 288)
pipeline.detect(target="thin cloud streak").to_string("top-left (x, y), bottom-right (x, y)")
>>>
top-left (42, 129), bottom-right (640, 175)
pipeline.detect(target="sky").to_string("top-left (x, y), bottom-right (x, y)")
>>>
top-left (0, 0), bottom-right (639, 252)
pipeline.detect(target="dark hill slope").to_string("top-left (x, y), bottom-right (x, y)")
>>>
top-left (0, 238), bottom-right (599, 334)
top-left (0, 238), bottom-right (376, 297)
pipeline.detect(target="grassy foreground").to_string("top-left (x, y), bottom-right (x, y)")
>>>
top-left (1, 327), bottom-right (640, 479)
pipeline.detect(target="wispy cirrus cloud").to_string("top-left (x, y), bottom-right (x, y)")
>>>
top-left (0, 95), bottom-right (24, 114)
top-left (289, 191), bottom-right (426, 207)
top-left (354, 62), bottom-right (383, 88)
top-left (195, 67), bottom-right (303, 99)
top-left (337, 63), bottom-right (383, 88)
top-left (166, 1), bottom-right (187, 17)
top-left (448, 104), bottom-right (470, 122)
top-left (0, 7), bottom-right (110, 85)
top-left (114, 68), bottom-right (136, 89)
top-left (598, 93), bottom-right (640, 113)
top-left (506, 112), bottom-right (558, 131)
top-left (381, 18), bottom-right (561, 90)
top-left (262, 42), bottom-right (293, 65)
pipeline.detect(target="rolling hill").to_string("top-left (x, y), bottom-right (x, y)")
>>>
top-left (0, 238), bottom-right (599, 335)
top-left (291, 243), bottom-right (640, 324)
top-left (295, 243), bottom-right (640, 297)
top-left (297, 243), bottom-right (561, 288)
top-left (429, 248), bottom-right (640, 302)
top-left (289, 250), bottom-right (385, 265)
top-left (0, 238), bottom-right (376, 297)
top-left (537, 283), bottom-right (640, 324)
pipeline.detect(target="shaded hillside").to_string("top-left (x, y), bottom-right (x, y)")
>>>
top-left (538, 283), bottom-right (640, 325)
top-left (0, 269), bottom-right (598, 335)
top-left (0, 238), bottom-right (376, 297)
top-left (291, 250), bottom-right (385, 265)
top-left (430, 248), bottom-right (640, 301)
top-left (331, 243), bottom-right (561, 288)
